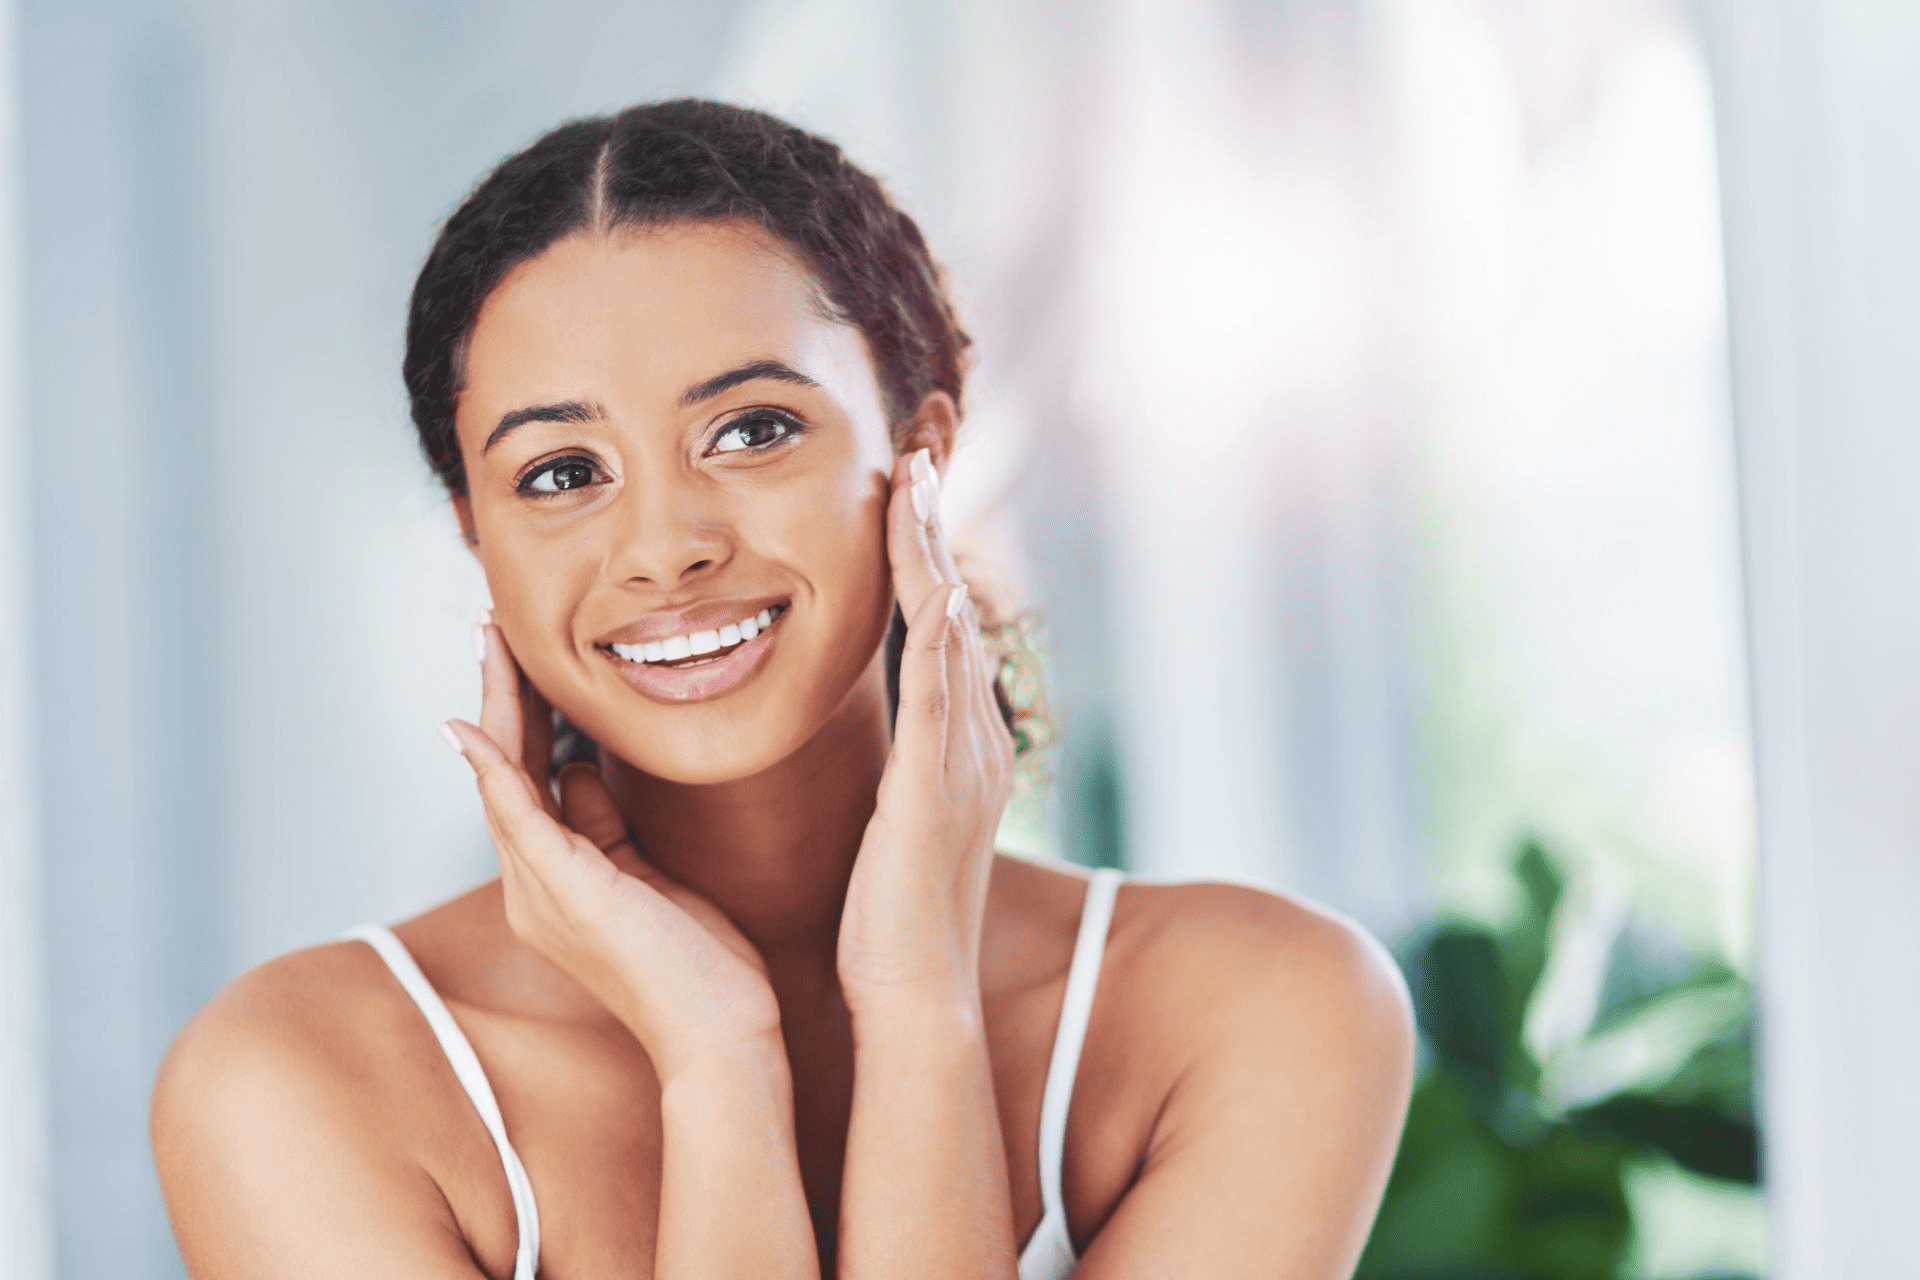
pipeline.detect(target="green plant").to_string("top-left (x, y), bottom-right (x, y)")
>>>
top-left (1355, 841), bottom-right (1759, 1280)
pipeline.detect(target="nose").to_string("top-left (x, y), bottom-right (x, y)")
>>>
top-left (602, 470), bottom-right (735, 591)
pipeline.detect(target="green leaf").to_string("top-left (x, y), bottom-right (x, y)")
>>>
top-left (1569, 1096), bottom-right (1759, 1185)
top-left (1495, 1124), bottom-right (1633, 1280)
top-left (1404, 926), bottom-right (1509, 1109)
top-left (1504, 839), bottom-right (1565, 1017)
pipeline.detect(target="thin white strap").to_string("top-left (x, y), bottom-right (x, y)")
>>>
top-left (1035, 868), bottom-right (1124, 1232)
top-left (345, 925), bottom-right (541, 1279)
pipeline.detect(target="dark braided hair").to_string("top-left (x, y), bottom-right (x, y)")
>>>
top-left (404, 99), bottom-right (970, 498)
top-left (405, 99), bottom-right (1041, 755)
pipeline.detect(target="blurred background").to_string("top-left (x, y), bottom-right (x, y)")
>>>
top-left (0, 0), bottom-right (1915, 1277)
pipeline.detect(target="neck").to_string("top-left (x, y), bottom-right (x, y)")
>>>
top-left (600, 659), bottom-right (893, 1004)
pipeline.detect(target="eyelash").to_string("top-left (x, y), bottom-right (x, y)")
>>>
top-left (709, 408), bottom-right (806, 455)
top-left (515, 455), bottom-right (603, 496)
top-left (512, 409), bottom-right (806, 497)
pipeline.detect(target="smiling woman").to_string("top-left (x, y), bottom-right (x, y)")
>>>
top-left (147, 99), bottom-right (1416, 1280)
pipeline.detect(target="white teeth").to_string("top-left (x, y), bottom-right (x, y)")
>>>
top-left (610, 605), bottom-right (784, 666)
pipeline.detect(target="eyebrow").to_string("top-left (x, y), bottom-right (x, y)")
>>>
top-left (681, 359), bottom-right (821, 407)
top-left (484, 400), bottom-right (605, 453)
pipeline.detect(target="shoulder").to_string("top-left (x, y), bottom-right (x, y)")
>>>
top-left (1112, 878), bottom-right (1414, 1063)
top-left (153, 937), bottom-right (415, 1133)
top-left (151, 938), bottom-right (470, 1274)
top-left (1069, 881), bottom-right (1415, 1274)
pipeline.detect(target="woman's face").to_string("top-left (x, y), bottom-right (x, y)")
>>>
top-left (452, 220), bottom-right (907, 784)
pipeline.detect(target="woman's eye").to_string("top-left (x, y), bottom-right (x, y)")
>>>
top-left (711, 410), bottom-right (802, 455)
top-left (518, 456), bottom-right (602, 495)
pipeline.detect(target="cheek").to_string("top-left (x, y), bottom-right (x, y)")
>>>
top-left (759, 459), bottom-right (893, 619)
top-left (471, 513), bottom-right (598, 675)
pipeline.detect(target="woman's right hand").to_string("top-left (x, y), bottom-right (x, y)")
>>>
top-left (440, 617), bottom-right (786, 1085)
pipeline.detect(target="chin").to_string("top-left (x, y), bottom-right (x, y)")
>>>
top-left (602, 717), bottom-right (806, 786)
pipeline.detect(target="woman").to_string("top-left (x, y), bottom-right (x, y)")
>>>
top-left (151, 99), bottom-right (1414, 1279)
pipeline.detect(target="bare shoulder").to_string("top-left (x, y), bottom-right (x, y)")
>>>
top-left (151, 939), bottom-right (480, 1278)
top-left (1064, 879), bottom-right (1416, 1277)
top-left (1111, 878), bottom-right (1414, 1056)
top-left (153, 937), bottom-right (418, 1136)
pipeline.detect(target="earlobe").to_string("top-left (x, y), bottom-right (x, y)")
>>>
top-left (450, 495), bottom-right (480, 552)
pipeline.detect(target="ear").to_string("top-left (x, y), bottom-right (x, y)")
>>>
top-left (895, 390), bottom-right (960, 474)
top-left (450, 495), bottom-right (480, 552)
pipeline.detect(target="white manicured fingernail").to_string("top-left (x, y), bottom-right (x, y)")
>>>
top-left (910, 477), bottom-right (933, 522)
top-left (477, 607), bottom-right (494, 626)
top-left (946, 582), bottom-right (969, 620)
top-left (473, 623), bottom-right (489, 664)
top-left (910, 447), bottom-right (937, 487)
top-left (437, 722), bottom-right (464, 756)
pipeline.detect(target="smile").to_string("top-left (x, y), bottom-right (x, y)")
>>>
top-left (597, 602), bottom-right (789, 705)
top-left (604, 604), bottom-right (788, 669)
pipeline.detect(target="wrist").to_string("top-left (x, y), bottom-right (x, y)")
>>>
top-left (841, 955), bottom-right (982, 1020)
top-left (846, 984), bottom-right (986, 1051)
top-left (653, 1027), bottom-right (792, 1097)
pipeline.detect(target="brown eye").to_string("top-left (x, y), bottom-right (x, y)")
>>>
top-left (518, 456), bottom-right (602, 494)
top-left (711, 409), bottom-right (803, 454)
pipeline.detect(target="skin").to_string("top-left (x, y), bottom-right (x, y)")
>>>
top-left (150, 220), bottom-right (1418, 1279)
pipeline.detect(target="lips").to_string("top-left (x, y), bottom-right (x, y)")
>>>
top-left (596, 600), bottom-right (789, 704)
top-left (605, 604), bottom-right (787, 668)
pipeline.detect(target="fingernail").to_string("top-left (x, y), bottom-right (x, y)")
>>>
top-left (946, 582), bottom-right (970, 620)
top-left (437, 722), bottom-right (464, 757)
top-left (477, 607), bottom-right (494, 626)
top-left (910, 447), bottom-right (937, 488)
top-left (473, 623), bottom-right (489, 664)
top-left (910, 477), bottom-right (933, 522)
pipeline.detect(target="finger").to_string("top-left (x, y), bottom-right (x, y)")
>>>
top-left (891, 580), bottom-right (968, 766)
top-left (967, 626), bottom-right (1017, 780)
top-left (959, 606), bottom-right (999, 755)
top-left (950, 585), bottom-right (1001, 772)
top-left (914, 455), bottom-right (962, 588)
top-left (443, 717), bottom-right (559, 856)
top-left (887, 449), bottom-right (959, 625)
top-left (476, 617), bottom-right (525, 769)
top-left (520, 673), bottom-right (558, 818)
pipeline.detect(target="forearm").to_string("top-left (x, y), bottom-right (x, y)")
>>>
top-left (655, 1041), bottom-right (820, 1280)
top-left (838, 997), bottom-right (1019, 1279)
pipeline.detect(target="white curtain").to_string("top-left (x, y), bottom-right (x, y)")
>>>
top-left (1703, 0), bottom-right (1920, 1273)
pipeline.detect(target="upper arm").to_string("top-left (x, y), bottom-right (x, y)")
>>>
top-left (151, 966), bottom-right (487, 1280)
top-left (1076, 887), bottom-right (1415, 1279)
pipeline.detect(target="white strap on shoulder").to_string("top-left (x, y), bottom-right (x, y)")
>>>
top-left (345, 924), bottom-right (541, 1279)
top-left (1035, 868), bottom-right (1124, 1231)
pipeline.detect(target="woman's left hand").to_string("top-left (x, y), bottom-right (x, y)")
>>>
top-left (836, 449), bottom-right (1017, 1018)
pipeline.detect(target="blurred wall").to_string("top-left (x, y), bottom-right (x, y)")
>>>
top-left (1, 0), bottom-right (52, 1273)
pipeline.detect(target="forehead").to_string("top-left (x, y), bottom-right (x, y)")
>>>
top-left (460, 220), bottom-right (874, 417)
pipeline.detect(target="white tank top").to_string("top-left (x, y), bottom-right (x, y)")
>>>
top-left (346, 866), bottom-right (1124, 1280)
